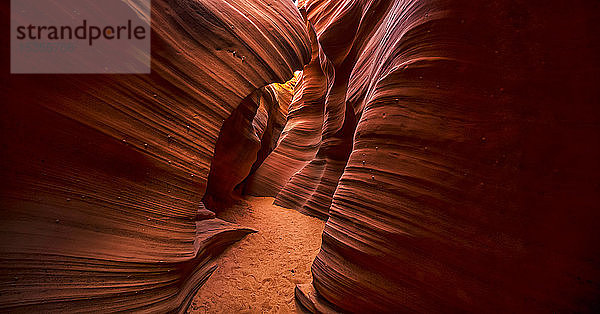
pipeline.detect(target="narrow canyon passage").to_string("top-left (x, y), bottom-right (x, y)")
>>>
top-left (2, 0), bottom-right (599, 312)
top-left (189, 197), bottom-right (325, 313)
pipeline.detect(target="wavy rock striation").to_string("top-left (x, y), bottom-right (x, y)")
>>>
top-left (1, 0), bottom-right (599, 312)
top-left (203, 76), bottom-right (297, 211)
top-left (273, 0), bottom-right (393, 220)
top-left (245, 15), bottom-right (330, 198)
top-left (0, 0), bottom-right (309, 312)
top-left (282, 0), bottom-right (600, 312)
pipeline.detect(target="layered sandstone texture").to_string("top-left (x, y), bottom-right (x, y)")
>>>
top-left (248, 0), bottom-right (600, 312)
top-left (1, 0), bottom-right (599, 313)
top-left (0, 0), bottom-right (309, 312)
top-left (244, 17), bottom-right (331, 199)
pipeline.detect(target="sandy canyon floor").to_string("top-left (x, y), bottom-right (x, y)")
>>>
top-left (189, 197), bottom-right (326, 313)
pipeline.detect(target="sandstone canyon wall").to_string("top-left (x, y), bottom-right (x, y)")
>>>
top-left (0, 0), bottom-right (309, 311)
top-left (203, 76), bottom-right (297, 211)
top-left (1, 0), bottom-right (599, 313)
top-left (247, 0), bottom-right (600, 312)
top-left (245, 15), bottom-right (331, 199)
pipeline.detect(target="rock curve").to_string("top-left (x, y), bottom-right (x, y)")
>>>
top-left (0, 0), bottom-right (310, 311)
top-left (291, 0), bottom-right (600, 312)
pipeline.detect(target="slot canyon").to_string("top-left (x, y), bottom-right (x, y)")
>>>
top-left (1, 0), bottom-right (600, 312)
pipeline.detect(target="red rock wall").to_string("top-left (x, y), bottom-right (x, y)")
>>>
top-left (203, 78), bottom-right (296, 211)
top-left (2, 0), bottom-right (599, 312)
top-left (0, 0), bottom-right (309, 311)
top-left (256, 0), bottom-right (394, 220)
top-left (203, 91), bottom-right (263, 211)
top-left (245, 17), bottom-right (330, 197)
top-left (289, 0), bottom-right (600, 312)
top-left (226, 0), bottom-right (600, 312)
top-left (249, 80), bottom-right (297, 180)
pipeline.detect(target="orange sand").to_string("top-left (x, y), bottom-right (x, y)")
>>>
top-left (189, 197), bottom-right (326, 313)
